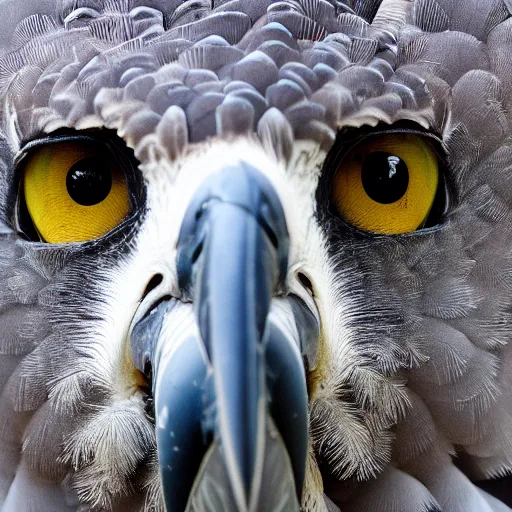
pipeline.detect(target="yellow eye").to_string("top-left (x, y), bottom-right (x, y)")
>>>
top-left (21, 141), bottom-right (130, 243)
top-left (331, 133), bottom-right (440, 234)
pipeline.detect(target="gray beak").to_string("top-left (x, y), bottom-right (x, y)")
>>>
top-left (131, 163), bottom-right (316, 511)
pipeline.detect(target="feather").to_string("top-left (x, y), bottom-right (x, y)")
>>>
top-left (398, 31), bottom-right (488, 86)
top-left (267, 10), bottom-right (328, 42)
top-left (186, 92), bottom-right (225, 142)
top-left (267, 78), bottom-right (307, 111)
top-left (178, 39), bottom-right (244, 70)
top-left (147, 84), bottom-right (197, 115)
top-left (225, 84), bottom-right (268, 122)
top-left (0, 0), bottom-right (56, 47)
top-left (372, 0), bottom-right (412, 34)
top-left (412, 0), bottom-right (449, 33)
top-left (336, 13), bottom-right (370, 38)
top-left (12, 15), bottom-right (58, 49)
top-left (2, 463), bottom-right (75, 512)
top-left (345, 466), bottom-right (440, 512)
top-left (419, 461), bottom-right (510, 512)
top-left (216, 94), bottom-right (255, 134)
top-left (156, 105), bottom-right (189, 161)
top-left (122, 108), bottom-right (162, 146)
top-left (303, 42), bottom-right (350, 71)
top-left (167, 11), bottom-right (251, 45)
top-left (258, 39), bottom-right (302, 67)
top-left (257, 107), bottom-right (294, 164)
top-left (22, 401), bottom-right (68, 482)
top-left (231, 50), bottom-right (279, 94)
top-left (348, 37), bottom-right (379, 64)
top-left (215, 0), bottom-right (273, 23)
top-left (239, 21), bottom-right (301, 53)
top-left (413, 0), bottom-right (509, 42)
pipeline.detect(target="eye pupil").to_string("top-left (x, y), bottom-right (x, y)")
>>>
top-left (361, 152), bottom-right (409, 204)
top-left (66, 157), bottom-right (112, 206)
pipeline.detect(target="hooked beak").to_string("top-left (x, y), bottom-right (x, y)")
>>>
top-left (131, 163), bottom-right (317, 511)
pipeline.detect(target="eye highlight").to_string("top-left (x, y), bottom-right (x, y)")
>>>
top-left (20, 140), bottom-right (130, 243)
top-left (331, 133), bottom-right (441, 234)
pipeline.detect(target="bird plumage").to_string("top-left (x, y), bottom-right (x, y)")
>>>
top-left (0, 0), bottom-right (511, 511)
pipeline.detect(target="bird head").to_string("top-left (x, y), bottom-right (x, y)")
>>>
top-left (1, 1), bottom-right (512, 512)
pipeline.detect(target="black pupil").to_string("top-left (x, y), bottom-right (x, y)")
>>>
top-left (66, 157), bottom-right (112, 206)
top-left (361, 151), bottom-right (409, 204)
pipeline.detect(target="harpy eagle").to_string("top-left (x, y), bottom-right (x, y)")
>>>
top-left (0, 0), bottom-right (511, 510)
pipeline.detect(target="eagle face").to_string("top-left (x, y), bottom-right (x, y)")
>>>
top-left (1, 1), bottom-right (512, 511)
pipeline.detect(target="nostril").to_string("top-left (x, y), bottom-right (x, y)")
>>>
top-left (265, 225), bottom-right (279, 250)
top-left (142, 273), bottom-right (163, 300)
top-left (191, 240), bottom-right (204, 265)
top-left (297, 272), bottom-right (314, 297)
top-left (143, 358), bottom-right (153, 382)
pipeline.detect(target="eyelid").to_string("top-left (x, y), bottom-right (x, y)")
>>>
top-left (333, 126), bottom-right (443, 161)
top-left (15, 133), bottom-right (124, 168)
